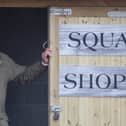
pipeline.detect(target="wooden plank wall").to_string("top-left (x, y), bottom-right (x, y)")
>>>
top-left (0, 0), bottom-right (125, 7)
top-left (58, 17), bottom-right (126, 126)
top-left (48, 6), bottom-right (126, 126)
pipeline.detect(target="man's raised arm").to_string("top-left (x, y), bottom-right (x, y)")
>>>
top-left (14, 48), bottom-right (52, 84)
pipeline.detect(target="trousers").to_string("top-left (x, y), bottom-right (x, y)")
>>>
top-left (0, 113), bottom-right (8, 126)
top-left (0, 120), bottom-right (8, 126)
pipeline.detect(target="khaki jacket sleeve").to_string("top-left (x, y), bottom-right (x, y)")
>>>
top-left (14, 62), bottom-right (47, 84)
top-left (0, 52), bottom-right (47, 84)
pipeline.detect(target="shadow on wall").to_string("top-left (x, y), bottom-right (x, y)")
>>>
top-left (0, 8), bottom-right (48, 126)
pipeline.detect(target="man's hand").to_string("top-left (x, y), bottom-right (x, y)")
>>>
top-left (41, 48), bottom-right (52, 66)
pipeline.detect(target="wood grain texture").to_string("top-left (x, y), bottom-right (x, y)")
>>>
top-left (48, 15), bottom-right (60, 126)
top-left (58, 17), bottom-right (126, 126)
top-left (0, 0), bottom-right (126, 7)
top-left (49, 6), bottom-right (126, 126)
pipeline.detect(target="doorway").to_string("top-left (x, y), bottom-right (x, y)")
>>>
top-left (0, 8), bottom-right (48, 126)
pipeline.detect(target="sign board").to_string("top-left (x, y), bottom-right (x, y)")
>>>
top-left (59, 24), bottom-right (126, 55)
top-left (60, 65), bottom-right (126, 96)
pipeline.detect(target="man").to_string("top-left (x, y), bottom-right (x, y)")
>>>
top-left (0, 48), bottom-right (52, 126)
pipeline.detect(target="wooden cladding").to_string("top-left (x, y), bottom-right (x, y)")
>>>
top-left (0, 0), bottom-right (126, 7)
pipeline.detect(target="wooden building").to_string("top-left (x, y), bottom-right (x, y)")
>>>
top-left (2, 0), bottom-right (126, 126)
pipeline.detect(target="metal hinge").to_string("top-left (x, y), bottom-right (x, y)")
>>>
top-left (50, 105), bottom-right (62, 121)
top-left (50, 105), bottom-right (62, 112)
top-left (49, 8), bottom-right (72, 16)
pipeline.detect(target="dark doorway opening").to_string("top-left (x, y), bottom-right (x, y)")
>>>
top-left (0, 8), bottom-right (48, 126)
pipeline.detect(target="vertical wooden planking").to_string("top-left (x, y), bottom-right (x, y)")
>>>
top-left (49, 15), bottom-right (126, 126)
top-left (48, 14), bottom-right (59, 126)
top-left (58, 17), bottom-right (126, 126)
top-left (120, 18), bottom-right (126, 126)
top-left (59, 17), bottom-right (80, 126)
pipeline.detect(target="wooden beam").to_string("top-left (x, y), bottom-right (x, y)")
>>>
top-left (0, 0), bottom-right (125, 7)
